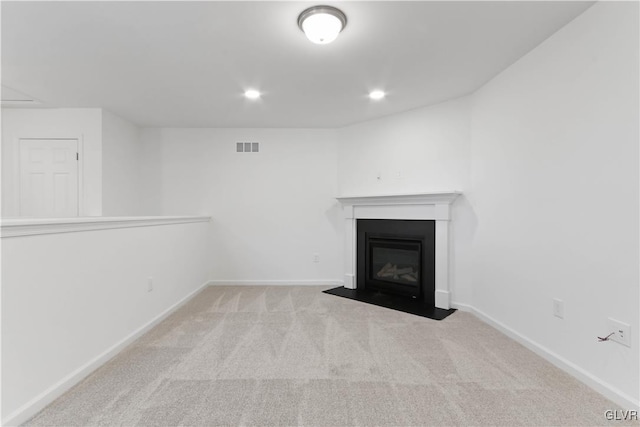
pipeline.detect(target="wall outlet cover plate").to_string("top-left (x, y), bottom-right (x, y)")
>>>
top-left (607, 318), bottom-right (631, 347)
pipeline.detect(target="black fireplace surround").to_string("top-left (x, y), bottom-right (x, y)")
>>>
top-left (357, 219), bottom-right (435, 306)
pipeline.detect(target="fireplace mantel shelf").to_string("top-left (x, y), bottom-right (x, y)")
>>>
top-left (336, 191), bottom-right (461, 206)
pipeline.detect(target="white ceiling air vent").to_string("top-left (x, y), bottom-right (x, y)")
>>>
top-left (236, 142), bottom-right (259, 153)
top-left (1, 85), bottom-right (41, 106)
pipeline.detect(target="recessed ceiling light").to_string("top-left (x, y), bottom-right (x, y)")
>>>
top-left (298, 5), bottom-right (347, 45)
top-left (369, 90), bottom-right (386, 100)
top-left (244, 89), bottom-right (261, 100)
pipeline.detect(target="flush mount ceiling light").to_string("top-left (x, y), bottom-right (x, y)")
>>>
top-left (244, 89), bottom-right (261, 100)
top-left (298, 5), bottom-right (347, 45)
top-left (369, 90), bottom-right (386, 100)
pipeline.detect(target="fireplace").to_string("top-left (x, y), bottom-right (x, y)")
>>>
top-left (337, 191), bottom-right (461, 310)
top-left (327, 192), bottom-right (459, 319)
top-left (357, 219), bottom-right (435, 305)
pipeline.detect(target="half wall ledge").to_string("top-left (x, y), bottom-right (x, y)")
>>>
top-left (0, 215), bottom-right (211, 238)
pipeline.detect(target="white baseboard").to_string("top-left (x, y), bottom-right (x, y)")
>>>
top-left (2, 280), bottom-right (211, 427)
top-left (435, 289), bottom-right (450, 309)
top-left (207, 279), bottom-right (343, 287)
top-left (343, 274), bottom-right (355, 289)
top-left (450, 302), bottom-right (640, 410)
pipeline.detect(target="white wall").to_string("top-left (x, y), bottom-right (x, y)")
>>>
top-left (102, 110), bottom-right (145, 216)
top-left (138, 129), bottom-right (164, 215)
top-left (1, 108), bottom-right (103, 217)
top-left (337, 97), bottom-right (475, 304)
top-left (337, 97), bottom-right (471, 196)
top-left (1, 221), bottom-right (211, 425)
top-left (469, 1), bottom-right (639, 406)
top-left (146, 128), bottom-right (343, 283)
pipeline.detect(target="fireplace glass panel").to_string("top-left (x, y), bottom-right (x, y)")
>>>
top-left (369, 238), bottom-right (421, 287)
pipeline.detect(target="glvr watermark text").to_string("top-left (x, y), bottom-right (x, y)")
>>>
top-left (604, 410), bottom-right (638, 421)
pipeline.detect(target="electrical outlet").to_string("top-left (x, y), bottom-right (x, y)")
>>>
top-left (147, 277), bottom-right (154, 292)
top-left (608, 318), bottom-right (631, 347)
top-left (552, 298), bottom-right (564, 319)
top-left (313, 253), bottom-right (320, 263)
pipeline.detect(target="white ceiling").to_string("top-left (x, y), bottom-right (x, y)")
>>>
top-left (2, 1), bottom-right (594, 128)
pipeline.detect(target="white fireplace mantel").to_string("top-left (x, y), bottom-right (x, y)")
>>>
top-left (336, 191), bottom-right (461, 309)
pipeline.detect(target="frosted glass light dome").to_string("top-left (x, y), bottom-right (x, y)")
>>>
top-left (298, 6), bottom-right (347, 45)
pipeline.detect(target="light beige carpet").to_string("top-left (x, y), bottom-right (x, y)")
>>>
top-left (25, 286), bottom-right (634, 426)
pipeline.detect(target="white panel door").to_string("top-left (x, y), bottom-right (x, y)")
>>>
top-left (19, 138), bottom-right (79, 217)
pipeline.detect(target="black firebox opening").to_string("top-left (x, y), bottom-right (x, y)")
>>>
top-left (357, 219), bottom-right (435, 307)
top-left (368, 238), bottom-right (422, 297)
